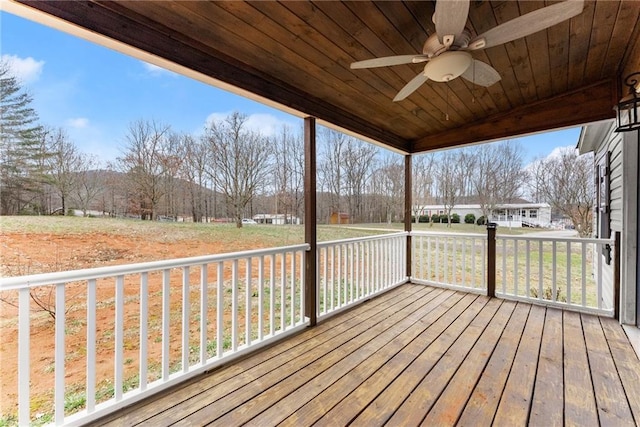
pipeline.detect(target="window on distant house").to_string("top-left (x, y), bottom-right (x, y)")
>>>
top-left (530, 210), bottom-right (537, 219)
top-left (521, 209), bottom-right (527, 217)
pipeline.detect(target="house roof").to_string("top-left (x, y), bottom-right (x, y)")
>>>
top-left (7, 1), bottom-right (640, 154)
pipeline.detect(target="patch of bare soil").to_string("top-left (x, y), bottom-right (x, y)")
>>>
top-left (0, 229), bottom-right (259, 418)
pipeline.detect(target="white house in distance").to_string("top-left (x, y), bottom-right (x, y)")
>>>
top-left (253, 213), bottom-right (301, 225)
top-left (415, 202), bottom-right (552, 228)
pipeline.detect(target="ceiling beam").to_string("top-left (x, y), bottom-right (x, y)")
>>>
top-left (411, 79), bottom-right (618, 153)
top-left (16, 0), bottom-right (409, 152)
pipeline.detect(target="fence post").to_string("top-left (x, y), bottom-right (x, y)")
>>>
top-left (614, 231), bottom-right (621, 319)
top-left (487, 223), bottom-right (497, 298)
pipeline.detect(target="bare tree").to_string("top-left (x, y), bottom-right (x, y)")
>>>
top-left (343, 138), bottom-right (378, 222)
top-left (177, 133), bottom-right (210, 222)
top-left (533, 147), bottom-right (594, 236)
top-left (117, 119), bottom-right (171, 220)
top-left (412, 153), bottom-right (435, 222)
top-left (436, 150), bottom-right (464, 227)
top-left (46, 128), bottom-right (80, 215)
top-left (471, 140), bottom-right (526, 221)
top-left (73, 153), bottom-right (102, 216)
top-left (204, 112), bottom-right (271, 228)
top-left (318, 128), bottom-right (347, 221)
top-left (273, 125), bottom-right (304, 223)
top-left (371, 153), bottom-right (404, 224)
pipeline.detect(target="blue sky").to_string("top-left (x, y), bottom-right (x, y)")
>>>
top-left (1, 10), bottom-right (581, 165)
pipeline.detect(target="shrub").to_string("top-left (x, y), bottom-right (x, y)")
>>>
top-left (464, 213), bottom-right (476, 224)
top-left (476, 215), bottom-right (486, 226)
top-left (439, 214), bottom-right (449, 224)
top-left (431, 213), bottom-right (440, 223)
top-left (451, 213), bottom-right (460, 224)
top-left (419, 215), bottom-right (430, 223)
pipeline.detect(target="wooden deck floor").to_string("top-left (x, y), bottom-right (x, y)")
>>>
top-left (96, 284), bottom-right (640, 426)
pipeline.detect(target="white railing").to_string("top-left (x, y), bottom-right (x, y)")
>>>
top-left (0, 244), bottom-right (308, 426)
top-left (495, 235), bottom-right (614, 316)
top-left (316, 232), bottom-right (408, 319)
top-left (411, 231), bottom-right (615, 316)
top-left (411, 231), bottom-right (487, 293)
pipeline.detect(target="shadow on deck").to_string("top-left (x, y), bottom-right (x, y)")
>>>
top-left (94, 284), bottom-right (640, 426)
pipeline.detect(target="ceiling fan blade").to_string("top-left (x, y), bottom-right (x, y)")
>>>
top-left (433, 0), bottom-right (470, 45)
top-left (460, 60), bottom-right (501, 87)
top-left (467, 0), bottom-right (584, 50)
top-left (393, 73), bottom-right (429, 102)
top-left (351, 55), bottom-right (421, 69)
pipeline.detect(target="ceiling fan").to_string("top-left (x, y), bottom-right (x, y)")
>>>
top-left (351, 0), bottom-right (585, 102)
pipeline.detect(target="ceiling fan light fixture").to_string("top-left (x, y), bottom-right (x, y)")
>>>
top-left (423, 51), bottom-right (472, 82)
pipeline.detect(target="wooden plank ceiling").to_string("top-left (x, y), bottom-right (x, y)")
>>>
top-left (16, 1), bottom-right (640, 153)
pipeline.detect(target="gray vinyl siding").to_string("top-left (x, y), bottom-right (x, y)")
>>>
top-left (608, 130), bottom-right (624, 232)
top-left (593, 125), bottom-right (622, 311)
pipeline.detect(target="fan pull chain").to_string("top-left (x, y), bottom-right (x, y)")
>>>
top-left (445, 85), bottom-right (450, 121)
top-left (472, 61), bottom-right (476, 104)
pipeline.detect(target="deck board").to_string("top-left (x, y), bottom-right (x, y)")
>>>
top-left (94, 284), bottom-right (640, 427)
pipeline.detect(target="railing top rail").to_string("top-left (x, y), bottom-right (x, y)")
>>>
top-left (410, 231), bottom-right (486, 239)
top-left (0, 243), bottom-right (310, 291)
top-left (317, 231), bottom-right (408, 248)
top-left (495, 235), bottom-right (613, 244)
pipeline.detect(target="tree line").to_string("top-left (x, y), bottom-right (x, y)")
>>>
top-left (1, 59), bottom-right (593, 233)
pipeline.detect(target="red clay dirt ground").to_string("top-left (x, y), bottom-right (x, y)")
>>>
top-left (0, 216), bottom-right (381, 421)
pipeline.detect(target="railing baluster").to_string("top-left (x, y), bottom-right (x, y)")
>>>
top-left (87, 279), bottom-right (97, 410)
top-left (435, 237), bottom-right (440, 283)
top-left (349, 243), bottom-right (354, 303)
top-left (538, 241), bottom-right (543, 300)
top-left (502, 239), bottom-right (507, 294)
top-left (471, 238), bottom-right (476, 288)
top-left (514, 240), bottom-right (518, 297)
top-left (462, 238), bottom-right (466, 286)
top-left (481, 238), bottom-right (486, 289)
top-left (246, 257), bottom-right (252, 346)
top-left (138, 274), bottom-right (148, 391)
top-left (258, 257), bottom-right (264, 340)
top-left (299, 250), bottom-right (305, 324)
top-left (216, 263), bottom-right (224, 357)
top-left (182, 267), bottom-right (190, 373)
top-left (566, 242), bottom-right (572, 305)
top-left (291, 253), bottom-right (296, 326)
top-left (552, 241), bottom-right (557, 302)
top-left (162, 269), bottom-right (170, 379)
top-left (55, 283), bottom-right (66, 424)
top-left (322, 247), bottom-right (328, 314)
top-left (525, 241), bottom-right (530, 300)
top-left (355, 242), bottom-right (360, 300)
top-left (280, 252), bottom-right (286, 332)
top-left (18, 288), bottom-right (30, 425)
top-left (581, 242), bottom-right (587, 307)
top-left (199, 265), bottom-right (207, 364)
top-left (451, 238), bottom-right (456, 286)
top-left (427, 236), bottom-right (432, 282)
top-left (114, 275), bottom-right (124, 400)
top-left (419, 236), bottom-right (424, 280)
top-left (330, 246), bottom-right (335, 310)
top-left (597, 244), bottom-right (603, 309)
top-left (270, 254), bottom-right (276, 336)
top-left (232, 259), bottom-right (239, 351)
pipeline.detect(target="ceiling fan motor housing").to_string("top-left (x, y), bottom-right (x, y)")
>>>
top-left (423, 51), bottom-right (472, 82)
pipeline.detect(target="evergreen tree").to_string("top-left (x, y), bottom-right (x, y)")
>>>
top-left (0, 59), bottom-right (44, 214)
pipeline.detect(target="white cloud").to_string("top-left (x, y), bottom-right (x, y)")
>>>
top-left (2, 54), bottom-right (44, 84)
top-left (204, 111), bottom-right (297, 137)
top-left (545, 145), bottom-right (576, 160)
top-left (141, 61), bottom-right (176, 77)
top-left (66, 117), bottom-right (89, 129)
